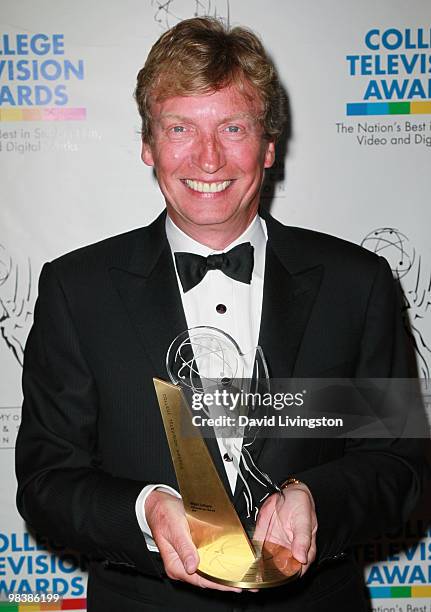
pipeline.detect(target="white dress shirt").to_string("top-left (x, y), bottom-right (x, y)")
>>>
top-left (136, 213), bottom-right (267, 548)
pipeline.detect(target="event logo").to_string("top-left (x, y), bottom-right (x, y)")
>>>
top-left (0, 244), bottom-right (32, 367)
top-left (0, 530), bottom-right (87, 603)
top-left (346, 28), bottom-right (431, 117)
top-left (152, 0), bottom-right (231, 29)
top-left (354, 518), bottom-right (431, 601)
top-left (0, 33), bottom-right (86, 122)
top-left (362, 228), bottom-right (431, 379)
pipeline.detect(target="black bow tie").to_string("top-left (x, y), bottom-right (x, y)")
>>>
top-left (174, 242), bottom-right (254, 293)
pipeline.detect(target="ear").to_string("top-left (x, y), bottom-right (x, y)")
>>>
top-left (141, 140), bottom-right (155, 166)
top-left (264, 140), bottom-right (275, 169)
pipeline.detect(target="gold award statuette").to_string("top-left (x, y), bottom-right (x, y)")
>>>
top-left (153, 377), bottom-right (301, 588)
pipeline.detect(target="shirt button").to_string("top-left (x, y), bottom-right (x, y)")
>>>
top-left (216, 303), bottom-right (227, 314)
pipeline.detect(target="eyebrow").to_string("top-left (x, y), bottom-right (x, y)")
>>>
top-left (158, 112), bottom-right (259, 123)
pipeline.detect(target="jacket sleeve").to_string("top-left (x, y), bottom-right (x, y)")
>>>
top-left (15, 262), bottom-right (160, 576)
top-left (296, 256), bottom-right (427, 562)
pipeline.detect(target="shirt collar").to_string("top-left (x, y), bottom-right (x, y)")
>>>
top-left (165, 214), bottom-right (267, 280)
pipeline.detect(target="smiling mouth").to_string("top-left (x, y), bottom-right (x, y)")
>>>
top-left (182, 179), bottom-right (232, 193)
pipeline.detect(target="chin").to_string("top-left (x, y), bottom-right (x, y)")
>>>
top-left (183, 211), bottom-right (238, 228)
top-left (173, 204), bottom-right (238, 226)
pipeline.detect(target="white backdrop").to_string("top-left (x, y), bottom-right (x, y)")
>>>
top-left (1, 1), bottom-right (430, 610)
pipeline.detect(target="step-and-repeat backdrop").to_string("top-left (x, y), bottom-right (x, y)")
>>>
top-left (1, 1), bottom-right (430, 610)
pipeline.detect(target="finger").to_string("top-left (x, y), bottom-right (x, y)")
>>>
top-left (193, 573), bottom-right (242, 593)
top-left (291, 531), bottom-right (312, 564)
top-left (299, 541), bottom-right (316, 578)
top-left (289, 499), bottom-right (314, 562)
top-left (253, 518), bottom-right (268, 543)
top-left (168, 529), bottom-right (199, 574)
top-left (300, 561), bottom-right (311, 577)
top-left (161, 551), bottom-right (241, 591)
top-left (253, 497), bottom-right (277, 542)
top-left (155, 528), bottom-right (197, 577)
top-left (165, 559), bottom-right (242, 592)
top-left (307, 540), bottom-right (317, 566)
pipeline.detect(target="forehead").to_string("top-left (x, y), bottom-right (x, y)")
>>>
top-left (151, 84), bottom-right (263, 122)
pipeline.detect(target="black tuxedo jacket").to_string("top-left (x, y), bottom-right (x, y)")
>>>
top-left (16, 211), bottom-right (423, 611)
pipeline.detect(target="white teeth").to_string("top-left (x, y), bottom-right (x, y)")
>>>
top-left (184, 179), bottom-right (231, 193)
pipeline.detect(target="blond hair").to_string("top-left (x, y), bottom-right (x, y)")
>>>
top-left (135, 17), bottom-right (287, 143)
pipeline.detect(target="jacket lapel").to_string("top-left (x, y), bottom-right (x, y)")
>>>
top-left (109, 212), bottom-right (187, 379)
top-left (234, 213), bottom-right (324, 502)
top-left (109, 212), bottom-right (233, 494)
top-left (258, 250), bottom-right (324, 379)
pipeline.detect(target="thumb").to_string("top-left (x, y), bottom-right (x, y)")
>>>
top-left (174, 533), bottom-right (199, 574)
top-left (291, 531), bottom-right (311, 565)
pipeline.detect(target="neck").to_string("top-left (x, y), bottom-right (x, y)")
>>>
top-left (168, 212), bottom-right (258, 250)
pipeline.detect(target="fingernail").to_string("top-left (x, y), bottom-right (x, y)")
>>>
top-left (295, 548), bottom-right (307, 564)
top-left (185, 556), bottom-right (195, 573)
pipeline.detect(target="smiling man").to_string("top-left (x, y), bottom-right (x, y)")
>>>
top-left (16, 16), bottom-right (423, 612)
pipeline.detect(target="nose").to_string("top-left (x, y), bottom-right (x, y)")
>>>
top-left (193, 133), bottom-right (226, 174)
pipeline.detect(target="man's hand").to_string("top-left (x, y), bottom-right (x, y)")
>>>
top-left (254, 482), bottom-right (317, 577)
top-left (145, 490), bottom-right (242, 592)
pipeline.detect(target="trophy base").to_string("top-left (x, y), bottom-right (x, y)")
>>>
top-left (196, 535), bottom-right (302, 589)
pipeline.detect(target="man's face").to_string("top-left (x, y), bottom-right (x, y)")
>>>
top-left (142, 84), bottom-right (275, 246)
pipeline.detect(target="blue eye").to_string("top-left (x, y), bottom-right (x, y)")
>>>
top-left (172, 126), bottom-right (185, 133)
top-left (226, 125), bottom-right (240, 133)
